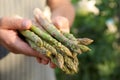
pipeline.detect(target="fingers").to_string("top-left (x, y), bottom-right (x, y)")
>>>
top-left (52, 16), bottom-right (70, 33)
top-left (0, 29), bottom-right (48, 60)
top-left (0, 17), bottom-right (32, 30)
top-left (36, 57), bottom-right (56, 68)
top-left (36, 57), bottom-right (42, 63)
top-left (36, 57), bottom-right (49, 65)
top-left (50, 61), bottom-right (56, 68)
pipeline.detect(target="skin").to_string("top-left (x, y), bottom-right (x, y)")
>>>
top-left (0, 0), bottom-right (75, 68)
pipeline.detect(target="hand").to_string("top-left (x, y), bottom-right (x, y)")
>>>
top-left (0, 17), bottom-right (50, 66)
top-left (52, 16), bottom-right (70, 33)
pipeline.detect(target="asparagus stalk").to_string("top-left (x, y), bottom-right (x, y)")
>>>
top-left (21, 30), bottom-right (65, 68)
top-left (21, 30), bottom-right (79, 71)
top-left (26, 39), bottom-right (64, 69)
top-left (62, 65), bottom-right (71, 74)
top-left (62, 32), bottom-right (76, 41)
top-left (62, 33), bottom-right (92, 52)
top-left (22, 32), bottom-right (78, 73)
top-left (56, 47), bottom-right (79, 74)
top-left (77, 38), bottom-right (94, 45)
top-left (62, 32), bottom-right (93, 45)
top-left (64, 56), bottom-right (78, 73)
top-left (33, 8), bottom-right (91, 54)
top-left (30, 25), bottom-right (73, 57)
top-left (62, 56), bottom-right (79, 74)
top-left (20, 30), bottom-right (57, 55)
top-left (21, 30), bottom-right (79, 74)
top-left (62, 32), bottom-right (93, 52)
top-left (26, 39), bottom-right (51, 55)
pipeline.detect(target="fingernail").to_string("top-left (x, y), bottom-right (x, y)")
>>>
top-left (22, 19), bottom-right (32, 29)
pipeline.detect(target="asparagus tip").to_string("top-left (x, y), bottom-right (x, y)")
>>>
top-left (33, 8), bottom-right (45, 19)
top-left (78, 38), bottom-right (94, 45)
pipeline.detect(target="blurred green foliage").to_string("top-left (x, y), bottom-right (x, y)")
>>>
top-left (55, 0), bottom-right (120, 80)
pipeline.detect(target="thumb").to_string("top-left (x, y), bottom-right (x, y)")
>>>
top-left (0, 17), bottom-right (32, 30)
top-left (52, 16), bottom-right (70, 33)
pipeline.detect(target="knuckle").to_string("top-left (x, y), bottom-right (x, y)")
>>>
top-left (5, 40), bottom-right (14, 46)
top-left (5, 37), bottom-right (16, 46)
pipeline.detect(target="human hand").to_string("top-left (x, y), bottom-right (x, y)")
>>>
top-left (52, 16), bottom-right (70, 33)
top-left (0, 17), bottom-right (50, 65)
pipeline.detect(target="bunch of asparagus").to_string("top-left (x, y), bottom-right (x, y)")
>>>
top-left (20, 8), bottom-right (93, 74)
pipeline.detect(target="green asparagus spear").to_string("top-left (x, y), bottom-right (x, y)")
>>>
top-left (62, 32), bottom-right (93, 45)
top-left (77, 38), bottom-right (94, 45)
top-left (30, 25), bottom-right (73, 57)
top-left (33, 8), bottom-right (90, 54)
top-left (20, 30), bottom-right (57, 55)
top-left (26, 39), bottom-right (64, 69)
top-left (62, 32), bottom-right (76, 41)
top-left (62, 32), bottom-right (92, 52)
